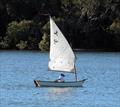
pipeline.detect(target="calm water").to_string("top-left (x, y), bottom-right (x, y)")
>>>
top-left (0, 50), bottom-right (120, 107)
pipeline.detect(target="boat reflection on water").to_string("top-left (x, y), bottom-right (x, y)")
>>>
top-left (48, 87), bottom-right (72, 95)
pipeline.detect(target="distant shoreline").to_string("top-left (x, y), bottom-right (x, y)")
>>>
top-left (0, 48), bottom-right (120, 52)
top-left (73, 48), bottom-right (120, 52)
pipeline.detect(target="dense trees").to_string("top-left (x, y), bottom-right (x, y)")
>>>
top-left (0, 0), bottom-right (120, 50)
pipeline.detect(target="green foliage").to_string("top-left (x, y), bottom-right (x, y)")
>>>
top-left (0, 0), bottom-right (120, 50)
top-left (0, 40), bottom-right (9, 49)
top-left (16, 40), bottom-right (27, 50)
top-left (28, 36), bottom-right (39, 50)
top-left (42, 21), bottom-right (50, 33)
top-left (0, 36), bottom-right (10, 49)
top-left (110, 18), bottom-right (120, 34)
top-left (109, 18), bottom-right (120, 48)
top-left (7, 20), bottom-right (34, 42)
top-left (6, 20), bottom-right (41, 49)
top-left (6, 21), bottom-right (19, 44)
top-left (39, 33), bottom-right (49, 51)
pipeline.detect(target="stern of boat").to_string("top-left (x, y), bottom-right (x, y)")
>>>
top-left (34, 80), bottom-right (40, 87)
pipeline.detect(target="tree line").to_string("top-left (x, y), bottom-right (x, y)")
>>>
top-left (0, 0), bottom-right (120, 51)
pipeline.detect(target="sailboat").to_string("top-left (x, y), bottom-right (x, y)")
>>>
top-left (34, 17), bottom-right (86, 87)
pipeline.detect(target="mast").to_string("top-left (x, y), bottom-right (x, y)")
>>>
top-left (74, 65), bottom-right (77, 81)
top-left (70, 35), bottom-right (77, 82)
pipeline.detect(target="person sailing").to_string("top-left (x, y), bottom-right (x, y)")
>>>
top-left (55, 73), bottom-right (65, 82)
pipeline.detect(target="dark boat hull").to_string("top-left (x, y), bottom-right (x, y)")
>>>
top-left (34, 79), bottom-right (87, 87)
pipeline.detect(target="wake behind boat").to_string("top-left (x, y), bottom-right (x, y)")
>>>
top-left (34, 16), bottom-right (86, 87)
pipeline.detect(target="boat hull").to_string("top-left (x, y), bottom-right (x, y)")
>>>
top-left (34, 79), bottom-right (86, 87)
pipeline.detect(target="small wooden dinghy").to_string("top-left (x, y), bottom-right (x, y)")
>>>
top-left (34, 79), bottom-right (86, 87)
top-left (34, 17), bottom-right (87, 87)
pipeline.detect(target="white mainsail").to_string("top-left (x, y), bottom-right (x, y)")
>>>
top-left (48, 17), bottom-right (75, 73)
